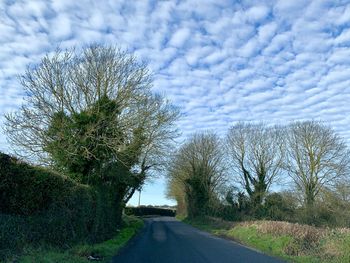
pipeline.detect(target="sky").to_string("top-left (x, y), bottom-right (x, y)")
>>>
top-left (1, 0), bottom-right (350, 206)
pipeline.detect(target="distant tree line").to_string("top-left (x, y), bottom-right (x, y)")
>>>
top-left (167, 121), bottom-right (350, 227)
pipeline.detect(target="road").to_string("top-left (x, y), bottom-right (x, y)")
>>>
top-left (112, 217), bottom-right (284, 263)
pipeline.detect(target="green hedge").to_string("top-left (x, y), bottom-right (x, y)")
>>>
top-left (0, 153), bottom-right (119, 260)
top-left (0, 153), bottom-right (80, 215)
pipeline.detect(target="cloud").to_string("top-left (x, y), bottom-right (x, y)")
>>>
top-left (1, 0), bottom-right (350, 204)
top-left (168, 27), bottom-right (191, 48)
top-left (335, 28), bottom-right (350, 45)
top-left (50, 14), bottom-right (72, 40)
top-left (246, 5), bottom-right (270, 23)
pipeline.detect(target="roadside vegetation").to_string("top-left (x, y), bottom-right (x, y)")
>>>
top-left (167, 122), bottom-right (350, 227)
top-left (6, 215), bottom-right (143, 263)
top-left (184, 216), bottom-right (350, 263)
top-left (168, 123), bottom-right (350, 262)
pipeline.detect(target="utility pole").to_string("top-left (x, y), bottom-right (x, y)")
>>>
top-left (138, 189), bottom-right (141, 207)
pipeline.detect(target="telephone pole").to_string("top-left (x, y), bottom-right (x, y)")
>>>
top-left (138, 189), bottom-right (141, 207)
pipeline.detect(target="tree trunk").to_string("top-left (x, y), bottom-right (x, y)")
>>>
top-left (305, 190), bottom-right (316, 224)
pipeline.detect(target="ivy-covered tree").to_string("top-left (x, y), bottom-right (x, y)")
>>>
top-left (226, 122), bottom-right (284, 209)
top-left (4, 45), bottom-right (179, 223)
top-left (167, 132), bottom-right (227, 218)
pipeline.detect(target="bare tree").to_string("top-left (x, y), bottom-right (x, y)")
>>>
top-left (226, 122), bottom-right (284, 207)
top-left (4, 45), bottom-right (179, 221)
top-left (285, 121), bottom-right (349, 211)
top-left (167, 132), bottom-right (227, 217)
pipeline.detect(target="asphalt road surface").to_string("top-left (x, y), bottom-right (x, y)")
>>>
top-left (112, 217), bottom-right (284, 263)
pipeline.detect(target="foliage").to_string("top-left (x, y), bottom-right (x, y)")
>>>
top-left (226, 122), bottom-right (284, 208)
top-left (0, 152), bottom-right (91, 216)
top-left (208, 205), bottom-right (244, 221)
top-left (228, 225), bottom-right (295, 261)
top-left (294, 186), bottom-right (350, 228)
top-left (167, 132), bottom-right (227, 218)
top-left (317, 186), bottom-right (350, 227)
top-left (6, 216), bottom-right (143, 263)
top-left (172, 121), bottom-right (350, 228)
top-left (263, 192), bottom-right (297, 221)
top-left (218, 190), bottom-right (297, 221)
top-left (0, 152), bottom-right (122, 260)
top-left (4, 45), bottom-right (179, 227)
top-left (44, 95), bottom-right (147, 188)
top-left (182, 216), bottom-right (234, 232)
top-left (184, 217), bottom-right (350, 263)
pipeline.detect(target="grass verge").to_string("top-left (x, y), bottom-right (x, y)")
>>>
top-left (182, 216), bottom-right (350, 263)
top-left (7, 215), bottom-right (143, 263)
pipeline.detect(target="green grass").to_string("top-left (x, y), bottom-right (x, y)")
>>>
top-left (226, 225), bottom-right (316, 263)
top-left (182, 216), bottom-right (233, 232)
top-left (183, 217), bottom-right (350, 263)
top-left (8, 215), bottom-right (143, 263)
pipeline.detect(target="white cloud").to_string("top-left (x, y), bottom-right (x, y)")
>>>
top-left (335, 28), bottom-right (350, 45)
top-left (50, 14), bottom-right (72, 40)
top-left (168, 27), bottom-right (191, 48)
top-left (246, 5), bottom-right (270, 23)
top-left (257, 22), bottom-right (277, 43)
top-left (273, 0), bottom-right (309, 20)
top-left (1, 0), bottom-right (350, 204)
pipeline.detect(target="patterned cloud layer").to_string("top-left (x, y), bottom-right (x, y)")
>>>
top-left (1, 0), bottom-right (350, 204)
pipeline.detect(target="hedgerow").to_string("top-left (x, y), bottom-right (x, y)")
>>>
top-left (0, 152), bottom-right (119, 260)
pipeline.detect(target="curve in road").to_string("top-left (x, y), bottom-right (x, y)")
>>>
top-left (112, 217), bottom-right (284, 263)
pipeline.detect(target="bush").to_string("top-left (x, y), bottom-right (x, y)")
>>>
top-left (0, 214), bottom-right (27, 259)
top-left (207, 204), bottom-right (244, 221)
top-left (263, 192), bottom-right (296, 221)
top-left (0, 152), bottom-right (121, 260)
top-left (0, 152), bottom-right (78, 215)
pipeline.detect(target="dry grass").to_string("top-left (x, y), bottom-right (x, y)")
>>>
top-left (240, 221), bottom-right (326, 244)
top-left (185, 217), bottom-right (350, 262)
top-left (238, 220), bottom-right (350, 259)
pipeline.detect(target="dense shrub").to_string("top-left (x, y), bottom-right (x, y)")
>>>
top-left (89, 186), bottom-right (120, 243)
top-left (0, 153), bottom-right (78, 215)
top-left (263, 192), bottom-right (297, 221)
top-left (0, 152), bottom-right (120, 260)
top-left (205, 203), bottom-right (243, 222)
top-left (0, 214), bottom-right (27, 259)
